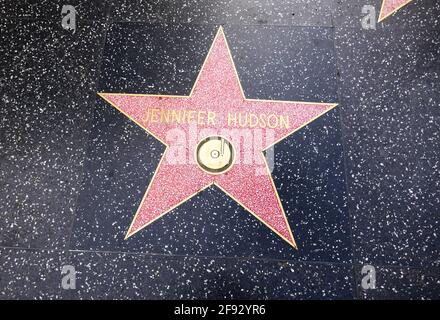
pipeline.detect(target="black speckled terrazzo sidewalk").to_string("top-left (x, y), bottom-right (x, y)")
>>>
top-left (0, 0), bottom-right (439, 300)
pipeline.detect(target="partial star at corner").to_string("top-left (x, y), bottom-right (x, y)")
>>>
top-left (379, 0), bottom-right (414, 22)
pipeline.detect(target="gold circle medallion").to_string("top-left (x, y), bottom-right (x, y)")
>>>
top-left (196, 136), bottom-right (235, 174)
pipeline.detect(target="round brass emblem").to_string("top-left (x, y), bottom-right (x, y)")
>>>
top-left (196, 136), bottom-right (235, 174)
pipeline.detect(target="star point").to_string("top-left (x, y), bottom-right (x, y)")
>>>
top-left (379, 0), bottom-right (414, 22)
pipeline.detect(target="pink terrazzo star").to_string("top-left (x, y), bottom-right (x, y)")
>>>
top-left (99, 27), bottom-right (337, 249)
top-left (379, 0), bottom-right (414, 22)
